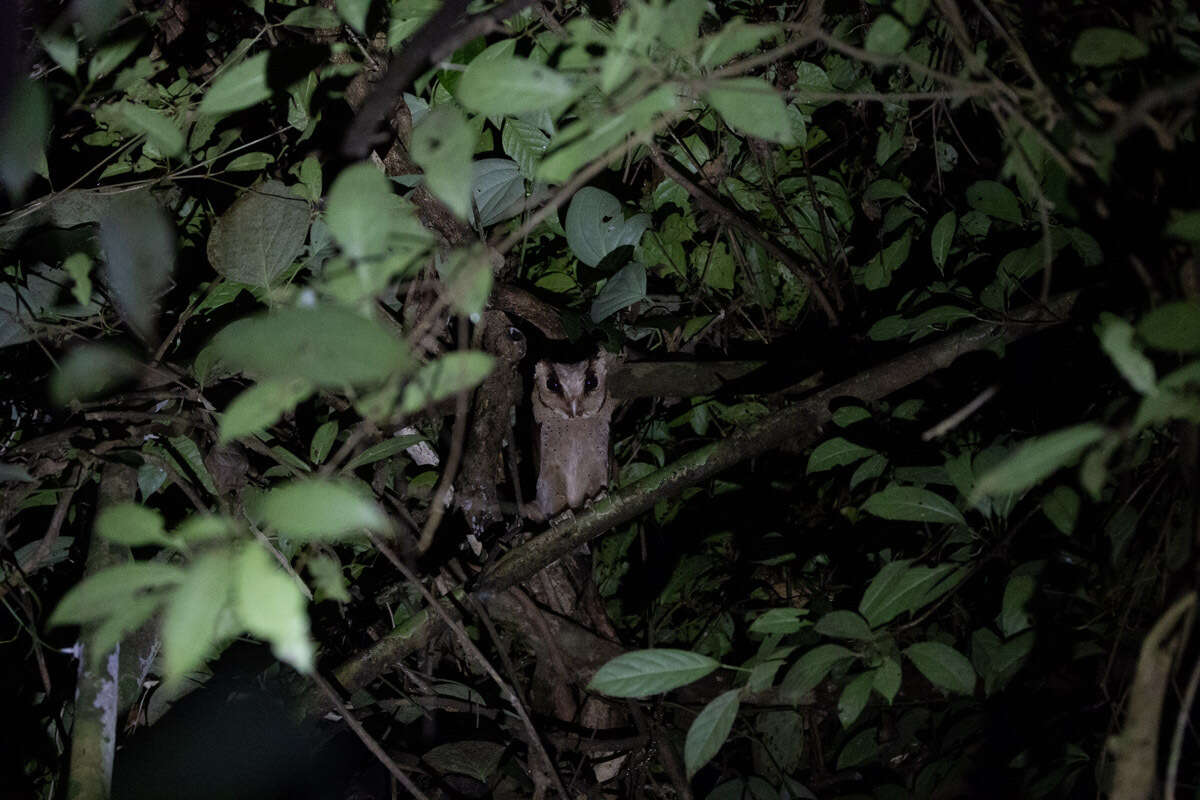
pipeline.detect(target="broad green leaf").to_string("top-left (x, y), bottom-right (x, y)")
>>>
top-left (472, 158), bottom-right (526, 226)
top-left (780, 644), bottom-right (856, 701)
top-left (850, 453), bottom-right (888, 490)
top-left (837, 728), bottom-right (880, 770)
top-left (167, 435), bottom-right (219, 496)
top-left (310, 421), bottom-right (339, 465)
top-left (438, 244), bottom-right (494, 316)
top-left (872, 658), bottom-right (902, 703)
top-left (1071, 27), bottom-right (1148, 67)
top-left (343, 433), bottom-right (424, 471)
top-left (904, 641), bottom-right (976, 695)
top-left (859, 562), bottom-right (959, 628)
top-left (591, 262), bottom-right (647, 322)
top-left (424, 741), bottom-right (506, 782)
top-left (400, 352), bottom-right (495, 414)
top-left (224, 152), bottom-right (275, 171)
top-left (175, 515), bottom-right (234, 543)
top-left (685, 690), bottom-right (740, 777)
top-left (838, 671), bottom-right (874, 728)
top-left (336, 0), bottom-right (370, 32)
top-left (832, 407), bottom-right (871, 427)
top-left (235, 543), bottom-right (314, 672)
top-left (307, 554), bottom-right (350, 602)
top-left (806, 437), bottom-right (877, 474)
top-left (49, 562), bottom-right (184, 625)
top-left (931, 211), bottom-right (956, 272)
top-left (99, 191), bottom-right (175, 341)
top-left (209, 306), bottom-right (412, 387)
top-left (705, 78), bottom-right (794, 145)
top-left (814, 611), bottom-right (874, 641)
top-left (219, 378), bottom-right (314, 442)
top-left (163, 551), bottom-right (233, 685)
top-left (208, 180), bottom-right (311, 288)
top-left (865, 14), bottom-right (909, 55)
top-left (1138, 302), bottom-right (1200, 353)
top-left (88, 32), bottom-right (143, 82)
top-left (199, 52), bottom-right (272, 115)
top-left (412, 106), bottom-right (475, 220)
top-left (861, 485), bottom-right (964, 525)
top-left (749, 608), bottom-right (805, 635)
top-left (90, 595), bottom-right (161, 670)
top-left (972, 424), bottom-right (1107, 498)
top-left (1165, 210), bottom-right (1200, 242)
top-left (39, 28), bottom-right (79, 76)
top-left (588, 649), bottom-right (719, 697)
top-left (895, 0), bottom-right (929, 25)
top-left (565, 187), bottom-right (651, 267)
top-left (64, 252), bottom-right (93, 306)
top-left (255, 480), bottom-right (389, 540)
top-left (96, 503), bottom-right (176, 548)
top-left (50, 344), bottom-right (142, 405)
top-left (998, 574), bottom-right (1034, 637)
top-left (864, 179), bottom-right (908, 201)
top-left (501, 120), bottom-right (550, 179)
top-left (699, 21), bottom-right (780, 67)
top-left (966, 180), bottom-right (1022, 224)
top-left (1098, 313), bottom-right (1157, 394)
top-left (1041, 485), bottom-right (1080, 535)
top-left (325, 162), bottom-right (400, 260)
top-left (458, 57), bottom-right (574, 117)
top-left (104, 101), bottom-right (184, 157)
top-left (281, 7), bottom-right (341, 27)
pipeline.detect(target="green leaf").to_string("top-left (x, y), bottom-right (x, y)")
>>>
top-left (400, 352), bottom-right (496, 415)
top-left (705, 78), bottom-right (794, 145)
top-left (1138, 302), bottom-right (1200, 353)
top-left (96, 503), bottom-right (177, 549)
top-left (1165, 210), bottom-right (1200, 242)
top-left (864, 179), bottom-right (908, 202)
top-left (102, 101), bottom-right (185, 157)
top-left (99, 190), bottom-right (176, 342)
top-left (699, 21), bottom-right (780, 67)
top-left (685, 689), bottom-right (740, 777)
top-left (472, 158), bottom-right (526, 226)
top-left (199, 52), bottom-right (272, 115)
top-left (780, 644), bottom-right (856, 702)
top-left (865, 14), bottom-right (910, 55)
top-left (972, 424), bottom-right (1107, 498)
top-left (966, 180), bottom-right (1022, 224)
top-left (501, 120), bottom-right (550, 179)
top-left (861, 484), bottom-right (964, 525)
top-left (837, 671), bottom-right (874, 728)
top-left (591, 262), bottom-right (647, 322)
top-left (88, 32), bottom-right (143, 82)
top-left (806, 437), bottom-right (877, 474)
top-left (872, 658), bottom-right (902, 703)
top-left (224, 152), bottom-right (275, 171)
top-left (850, 453), bottom-right (888, 490)
top-left (49, 563), bottom-right (184, 625)
top-left (931, 211), bottom-right (956, 272)
top-left (64, 252), bottom-right (93, 306)
top-left (163, 551), bottom-right (233, 685)
top-left (1098, 312), bottom-right (1157, 394)
top-left (255, 480), bottom-right (389, 540)
top-left (858, 561), bottom-right (959, 628)
top-left (0, 79), bottom-right (50, 199)
top-left (235, 543), bottom-right (314, 672)
top-left (895, 0), bottom-right (929, 26)
top-left (307, 554), bottom-right (350, 602)
top-left (904, 641), bottom-right (976, 694)
top-left (1071, 28), bottom-right (1148, 67)
top-left (458, 57), bottom-right (574, 117)
top-left (837, 728), bottom-right (880, 770)
top-left (281, 7), bottom-right (341, 27)
top-left (208, 180), bottom-right (311, 289)
top-left (1041, 485), bottom-right (1080, 535)
top-left (336, 0), bottom-right (370, 33)
top-left (219, 378), bottom-right (314, 442)
top-left (749, 608), bottom-right (805, 635)
top-left (423, 741), bottom-right (506, 782)
top-left (209, 306), bottom-right (412, 387)
top-left (310, 421), bottom-right (339, 465)
top-left (565, 187), bottom-right (651, 267)
top-left (438, 244), bottom-right (494, 317)
top-left (588, 649), bottom-right (719, 697)
top-left (998, 574), bottom-right (1034, 637)
top-left (39, 28), bottom-right (79, 76)
top-left (814, 610), bottom-right (874, 641)
top-left (342, 434), bottom-right (424, 471)
top-left (412, 106), bottom-right (476, 220)
top-left (50, 344), bottom-right (142, 406)
top-left (832, 407), bottom-right (871, 427)
top-left (325, 162), bottom-right (402, 260)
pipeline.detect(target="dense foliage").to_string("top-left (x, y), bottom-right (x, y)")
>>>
top-left (2, 0), bottom-right (1199, 798)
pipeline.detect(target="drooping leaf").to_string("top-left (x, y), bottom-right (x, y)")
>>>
top-left (861, 485), bottom-right (965, 525)
top-left (50, 344), bottom-right (143, 406)
top-left (101, 101), bottom-right (184, 157)
top-left (458, 57), bottom-right (574, 117)
top-left (1137, 302), bottom-right (1200, 353)
top-left (566, 187), bottom-right (652, 267)
top-left (99, 190), bottom-right (176, 341)
top-left (973, 423), bottom-right (1108, 498)
top-left (684, 690), bottom-right (741, 777)
top-left (472, 158), bottom-right (527, 226)
top-left (1041, 485), bottom-right (1080, 535)
top-left (705, 78), bottom-right (794, 145)
top-left (807, 437), bottom-right (877, 474)
top-left (1070, 27), bottom-right (1148, 67)
top-left (814, 611), bottom-right (874, 641)
top-left (163, 551), bottom-right (234, 685)
top-left (966, 180), bottom-right (1022, 224)
top-left (904, 641), bottom-right (977, 695)
top-left (255, 480), bottom-right (389, 540)
top-left (864, 14), bottom-right (910, 55)
top-left (219, 378), bottom-right (314, 443)
top-left (780, 644), bottom-right (856, 701)
top-left (749, 608), bottom-right (805, 635)
top-left (400, 352), bottom-right (496, 415)
top-left (837, 671), bottom-right (874, 728)
top-left (49, 562), bottom-right (184, 626)
top-left (310, 421), bottom-right (339, 465)
top-left (235, 543), bottom-right (314, 672)
top-left (95, 503), bottom-right (177, 549)
top-left (1098, 313), bottom-right (1157, 394)
top-left (199, 52), bottom-right (272, 115)
top-left (423, 741), bottom-right (506, 782)
top-left (589, 649), bottom-right (719, 697)
top-left (591, 262), bottom-right (647, 322)
top-left (931, 211), bottom-right (956, 272)
top-left (208, 180), bottom-right (311, 289)
top-left (412, 106), bottom-right (475, 220)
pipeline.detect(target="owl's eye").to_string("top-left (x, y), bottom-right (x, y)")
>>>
top-left (507, 326), bottom-right (523, 342)
top-left (547, 374), bottom-right (562, 394)
top-left (584, 372), bottom-right (598, 392)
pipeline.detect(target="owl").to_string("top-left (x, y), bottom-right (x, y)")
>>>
top-left (530, 354), bottom-right (614, 520)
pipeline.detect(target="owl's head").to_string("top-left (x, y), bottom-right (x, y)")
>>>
top-left (534, 356), bottom-right (608, 418)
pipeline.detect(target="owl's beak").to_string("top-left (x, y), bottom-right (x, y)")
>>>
top-left (570, 400), bottom-right (579, 416)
